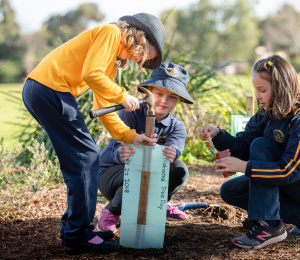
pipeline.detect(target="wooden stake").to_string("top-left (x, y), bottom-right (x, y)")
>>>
top-left (137, 116), bottom-right (156, 225)
top-left (246, 95), bottom-right (255, 116)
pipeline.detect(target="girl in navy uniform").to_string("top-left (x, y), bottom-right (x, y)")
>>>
top-left (200, 55), bottom-right (300, 249)
top-left (22, 13), bottom-right (166, 254)
top-left (97, 62), bottom-right (194, 232)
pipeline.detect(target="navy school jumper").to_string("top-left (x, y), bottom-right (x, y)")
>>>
top-left (98, 104), bottom-right (189, 215)
top-left (215, 107), bottom-right (300, 224)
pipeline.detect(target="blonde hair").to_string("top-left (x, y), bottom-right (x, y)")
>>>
top-left (116, 20), bottom-right (152, 74)
top-left (253, 55), bottom-right (300, 119)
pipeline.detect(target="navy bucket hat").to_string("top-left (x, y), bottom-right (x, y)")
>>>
top-left (139, 62), bottom-right (194, 104)
top-left (119, 13), bottom-right (166, 70)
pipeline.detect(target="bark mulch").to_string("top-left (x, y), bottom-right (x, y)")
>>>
top-left (1, 166), bottom-right (299, 259)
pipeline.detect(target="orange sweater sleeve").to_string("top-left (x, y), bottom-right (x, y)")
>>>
top-left (27, 24), bottom-right (137, 143)
top-left (82, 25), bottom-right (137, 143)
top-left (93, 92), bottom-right (137, 143)
top-left (81, 25), bottom-right (128, 104)
top-left (85, 25), bottom-right (137, 143)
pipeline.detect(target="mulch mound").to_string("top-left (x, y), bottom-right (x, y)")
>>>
top-left (1, 166), bottom-right (299, 259)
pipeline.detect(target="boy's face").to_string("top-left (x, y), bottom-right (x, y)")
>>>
top-left (151, 87), bottom-right (179, 120)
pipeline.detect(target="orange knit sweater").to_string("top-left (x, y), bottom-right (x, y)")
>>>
top-left (28, 24), bottom-right (137, 143)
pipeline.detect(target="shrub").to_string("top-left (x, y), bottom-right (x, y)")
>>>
top-left (0, 138), bottom-right (61, 215)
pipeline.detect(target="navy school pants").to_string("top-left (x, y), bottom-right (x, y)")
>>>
top-left (220, 137), bottom-right (300, 224)
top-left (98, 160), bottom-right (189, 215)
top-left (22, 79), bottom-right (100, 246)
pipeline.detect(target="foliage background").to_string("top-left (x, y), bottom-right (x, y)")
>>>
top-left (0, 0), bottom-right (298, 191)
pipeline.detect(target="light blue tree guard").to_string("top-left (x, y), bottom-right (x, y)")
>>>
top-left (120, 144), bottom-right (170, 249)
top-left (231, 115), bottom-right (251, 178)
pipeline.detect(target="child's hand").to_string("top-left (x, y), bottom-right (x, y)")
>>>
top-left (132, 133), bottom-right (157, 146)
top-left (199, 125), bottom-right (219, 140)
top-left (221, 172), bottom-right (236, 178)
top-left (213, 157), bottom-right (247, 175)
top-left (122, 94), bottom-right (140, 112)
top-left (163, 146), bottom-right (176, 163)
top-left (216, 149), bottom-right (231, 159)
top-left (120, 143), bottom-right (135, 163)
top-left (214, 149), bottom-right (234, 178)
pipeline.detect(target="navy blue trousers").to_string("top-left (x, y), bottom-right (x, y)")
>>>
top-left (98, 160), bottom-right (189, 215)
top-left (22, 79), bottom-right (100, 246)
top-left (220, 137), bottom-right (300, 224)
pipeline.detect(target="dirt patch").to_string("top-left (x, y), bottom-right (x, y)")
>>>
top-left (1, 166), bottom-right (299, 259)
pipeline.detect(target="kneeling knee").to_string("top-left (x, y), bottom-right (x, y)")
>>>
top-left (220, 181), bottom-right (232, 204)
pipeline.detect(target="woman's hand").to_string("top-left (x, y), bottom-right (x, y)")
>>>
top-left (120, 143), bottom-right (135, 163)
top-left (199, 125), bottom-right (220, 140)
top-left (163, 146), bottom-right (176, 163)
top-left (132, 133), bottom-right (157, 146)
top-left (122, 94), bottom-right (140, 112)
top-left (213, 157), bottom-right (247, 175)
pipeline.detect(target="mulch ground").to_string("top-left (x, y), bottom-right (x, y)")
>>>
top-left (1, 165), bottom-right (300, 259)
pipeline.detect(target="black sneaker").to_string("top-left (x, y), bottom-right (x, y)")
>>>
top-left (64, 240), bottom-right (120, 254)
top-left (289, 219), bottom-right (300, 236)
top-left (61, 229), bottom-right (114, 246)
top-left (232, 219), bottom-right (287, 249)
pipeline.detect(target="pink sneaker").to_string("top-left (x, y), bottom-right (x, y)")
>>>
top-left (166, 204), bottom-right (188, 221)
top-left (97, 205), bottom-right (120, 233)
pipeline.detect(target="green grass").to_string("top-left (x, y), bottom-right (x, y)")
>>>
top-left (226, 74), bottom-right (255, 95)
top-left (0, 83), bottom-right (24, 147)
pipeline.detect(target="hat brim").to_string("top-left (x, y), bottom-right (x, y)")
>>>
top-left (119, 15), bottom-right (163, 69)
top-left (142, 56), bottom-right (162, 70)
top-left (138, 79), bottom-right (194, 104)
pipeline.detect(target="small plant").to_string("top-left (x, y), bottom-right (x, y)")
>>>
top-left (0, 138), bottom-right (22, 176)
top-left (25, 139), bottom-right (61, 192)
top-left (0, 138), bottom-right (62, 215)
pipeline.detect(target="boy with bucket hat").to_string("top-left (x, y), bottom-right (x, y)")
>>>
top-left (97, 62), bottom-right (194, 233)
top-left (22, 13), bottom-right (166, 254)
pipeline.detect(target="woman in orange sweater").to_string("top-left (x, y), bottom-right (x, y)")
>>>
top-left (22, 13), bottom-right (166, 254)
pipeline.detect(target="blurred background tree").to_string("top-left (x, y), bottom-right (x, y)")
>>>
top-left (0, 0), bottom-right (20, 59)
top-left (2, 0), bottom-right (300, 82)
top-left (1, 0), bottom-right (300, 166)
top-left (260, 3), bottom-right (300, 70)
top-left (41, 3), bottom-right (105, 48)
top-left (19, 3), bottom-right (105, 75)
top-left (162, 0), bottom-right (260, 62)
top-left (0, 0), bottom-right (24, 82)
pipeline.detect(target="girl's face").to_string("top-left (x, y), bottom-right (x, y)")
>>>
top-left (119, 44), bottom-right (157, 63)
top-left (151, 87), bottom-right (179, 121)
top-left (252, 72), bottom-right (272, 111)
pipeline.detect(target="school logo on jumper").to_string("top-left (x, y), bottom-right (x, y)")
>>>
top-left (157, 136), bottom-right (167, 145)
top-left (165, 68), bottom-right (179, 77)
top-left (273, 129), bottom-right (285, 143)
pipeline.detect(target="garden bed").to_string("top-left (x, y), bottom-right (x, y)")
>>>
top-left (1, 166), bottom-right (299, 259)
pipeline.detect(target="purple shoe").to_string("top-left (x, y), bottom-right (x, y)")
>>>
top-left (97, 205), bottom-right (120, 233)
top-left (166, 204), bottom-right (188, 221)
